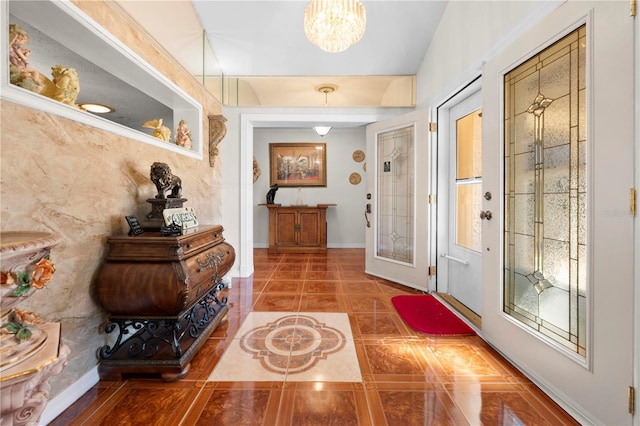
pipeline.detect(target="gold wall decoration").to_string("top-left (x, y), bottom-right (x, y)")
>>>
top-left (352, 149), bottom-right (365, 162)
top-left (253, 157), bottom-right (262, 183)
top-left (349, 172), bottom-right (361, 185)
top-left (208, 114), bottom-right (227, 167)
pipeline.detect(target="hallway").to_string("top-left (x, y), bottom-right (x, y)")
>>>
top-left (51, 249), bottom-right (578, 425)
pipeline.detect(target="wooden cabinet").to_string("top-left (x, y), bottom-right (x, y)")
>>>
top-left (263, 204), bottom-right (336, 253)
top-left (95, 225), bottom-right (234, 381)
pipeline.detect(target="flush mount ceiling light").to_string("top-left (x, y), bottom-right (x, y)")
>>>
top-left (313, 126), bottom-right (332, 137)
top-left (304, 0), bottom-right (366, 53)
top-left (79, 103), bottom-right (114, 114)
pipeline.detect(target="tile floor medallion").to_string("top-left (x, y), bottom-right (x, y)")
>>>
top-left (208, 312), bottom-right (362, 382)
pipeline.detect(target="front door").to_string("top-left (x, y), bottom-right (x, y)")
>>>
top-left (482, 2), bottom-right (634, 424)
top-left (365, 109), bottom-right (430, 291)
top-left (436, 83), bottom-right (483, 315)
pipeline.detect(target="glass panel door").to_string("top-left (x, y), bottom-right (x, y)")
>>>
top-left (365, 109), bottom-right (430, 291)
top-left (455, 110), bottom-right (482, 253)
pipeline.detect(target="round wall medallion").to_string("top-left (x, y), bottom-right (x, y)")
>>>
top-left (363, 163), bottom-right (367, 172)
top-left (352, 150), bottom-right (365, 162)
top-left (349, 172), bottom-right (362, 185)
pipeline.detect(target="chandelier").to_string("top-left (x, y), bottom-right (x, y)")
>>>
top-left (304, 0), bottom-right (366, 53)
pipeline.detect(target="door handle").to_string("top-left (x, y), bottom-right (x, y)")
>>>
top-left (364, 204), bottom-right (371, 228)
top-left (480, 210), bottom-right (493, 220)
top-left (439, 253), bottom-right (469, 265)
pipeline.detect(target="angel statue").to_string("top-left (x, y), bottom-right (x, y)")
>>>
top-left (175, 119), bottom-right (192, 149)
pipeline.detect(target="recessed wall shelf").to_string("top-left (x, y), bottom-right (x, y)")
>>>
top-left (1, 0), bottom-right (203, 159)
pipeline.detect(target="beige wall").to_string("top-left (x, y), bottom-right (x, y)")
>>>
top-left (0, 0), bottom-right (223, 398)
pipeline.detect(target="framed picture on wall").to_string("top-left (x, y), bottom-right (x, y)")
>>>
top-left (269, 143), bottom-right (327, 187)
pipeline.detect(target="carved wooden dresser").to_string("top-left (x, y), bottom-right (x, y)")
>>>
top-left (95, 225), bottom-right (234, 381)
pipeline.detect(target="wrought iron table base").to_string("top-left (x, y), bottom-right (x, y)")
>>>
top-left (98, 284), bottom-right (228, 381)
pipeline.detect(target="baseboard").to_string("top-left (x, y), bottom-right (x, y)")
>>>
top-left (327, 243), bottom-right (365, 248)
top-left (40, 366), bottom-right (100, 425)
top-left (253, 243), bottom-right (365, 249)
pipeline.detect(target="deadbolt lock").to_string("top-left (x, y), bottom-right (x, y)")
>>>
top-left (484, 191), bottom-right (492, 201)
top-left (480, 210), bottom-right (493, 220)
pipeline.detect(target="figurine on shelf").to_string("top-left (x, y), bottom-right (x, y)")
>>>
top-left (266, 184), bottom-right (279, 204)
top-left (150, 162), bottom-right (182, 199)
top-left (8, 24), bottom-right (43, 93)
top-left (39, 64), bottom-right (80, 107)
top-left (174, 119), bottom-right (192, 149)
top-left (143, 118), bottom-right (171, 142)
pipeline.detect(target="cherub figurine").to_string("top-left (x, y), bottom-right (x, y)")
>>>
top-left (175, 119), bottom-right (192, 149)
top-left (143, 119), bottom-right (171, 142)
top-left (8, 24), bottom-right (43, 92)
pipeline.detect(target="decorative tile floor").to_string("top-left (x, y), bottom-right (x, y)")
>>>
top-left (51, 249), bottom-right (579, 425)
top-left (208, 312), bottom-right (361, 382)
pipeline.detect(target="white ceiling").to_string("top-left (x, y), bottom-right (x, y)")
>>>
top-left (191, 1), bottom-right (448, 77)
top-left (116, 1), bottom-right (449, 107)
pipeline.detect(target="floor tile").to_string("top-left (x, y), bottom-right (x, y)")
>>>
top-left (357, 339), bottom-right (438, 383)
top-left (185, 382), bottom-right (283, 426)
top-left (349, 312), bottom-right (413, 340)
top-left (303, 280), bottom-right (343, 294)
top-left (345, 294), bottom-right (393, 313)
top-left (298, 293), bottom-right (347, 312)
top-left (263, 279), bottom-right (305, 293)
top-left (445, 383), bottom-right (579, 425)
top-left (78, 381), bottom-right (202, 425)
top-left (366, 382), bottom-right (468, 426)
top-left (278, 382), bottom-right (371, 426)
top-left (253, 293), bottom-right (301, 311)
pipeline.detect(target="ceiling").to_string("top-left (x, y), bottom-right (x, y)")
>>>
top-left (116, 1), bottom-right (449, 108)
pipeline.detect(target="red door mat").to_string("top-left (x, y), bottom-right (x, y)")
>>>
top-left (391, 295), bottom-right (476, 336)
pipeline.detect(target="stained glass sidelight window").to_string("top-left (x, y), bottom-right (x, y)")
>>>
top-left (376, 125), bottom-right (415, 264)
top-left (503, 26), bottom-right (586, 356)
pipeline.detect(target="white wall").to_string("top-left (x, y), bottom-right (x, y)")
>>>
top-left (416, 1), bottom-right (562, 107)
top-left (252, 127), bottom-right (368, 248)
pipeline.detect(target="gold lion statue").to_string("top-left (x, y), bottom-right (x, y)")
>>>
top-left (143, 119), bottom-right (171, 142)
top-left (150, 162), bottom-right (182, 199)
top-left (40, 64), bottom-right (80, 107)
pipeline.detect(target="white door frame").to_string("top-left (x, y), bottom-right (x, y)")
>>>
top-left (236, 113), bottom-right (386, 277)
top-left (634, 12), bottom-right (640, 426)
top-left (433, 77), bottom-right (482, 304)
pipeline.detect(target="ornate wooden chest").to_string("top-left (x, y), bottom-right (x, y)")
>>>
top-left (95, 225), bottom-right (234, 381)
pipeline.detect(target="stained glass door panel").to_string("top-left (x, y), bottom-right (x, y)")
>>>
top-left (503, 26), bottom-right (586, 356)
top-left (376, 125), bottom-right (415, 264)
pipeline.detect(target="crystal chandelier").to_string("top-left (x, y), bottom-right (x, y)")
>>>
top-left (304, 0), bottom-right (366, 53)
